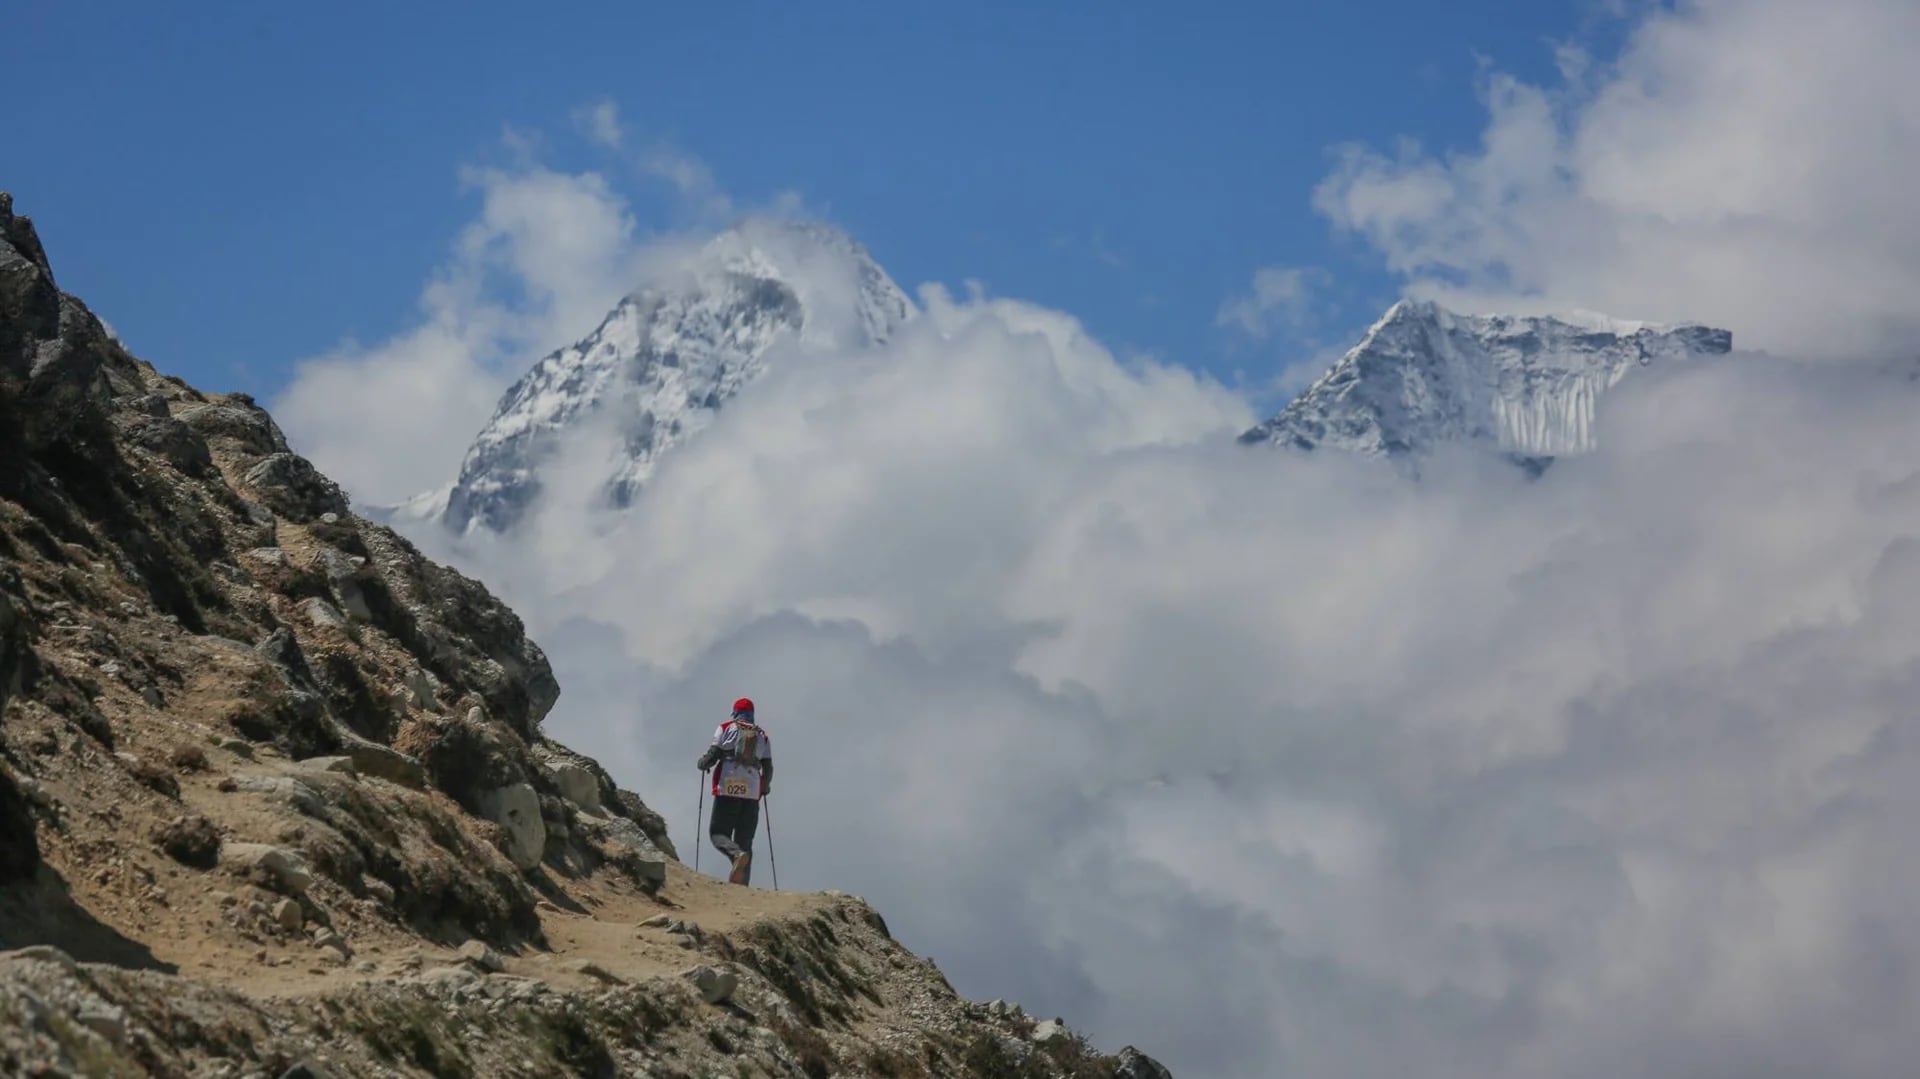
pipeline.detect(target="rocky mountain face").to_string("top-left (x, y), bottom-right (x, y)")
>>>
top-left (414, 219), bottom-right (914, 535)
top-left (0, 193), bottom-right (1168, 1078)
top-left (1242, 299), bottom-right (1734, 458)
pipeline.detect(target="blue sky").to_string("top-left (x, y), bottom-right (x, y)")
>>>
top-left (7, 0), bottom-right (1609, 405)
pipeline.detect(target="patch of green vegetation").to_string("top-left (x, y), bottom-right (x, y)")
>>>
top-left (341, 996), bottom-right (473, 1078)
top-left (956, 1031), bottom-right (1051, 1079)
top-left (772, 1020), bottom-right (836, 1079)
top-left (518, 1005), bottom-right (616, 1079)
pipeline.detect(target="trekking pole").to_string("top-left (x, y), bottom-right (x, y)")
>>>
top-left (694, 775), bottom-right (705, 875)
top-left (763, 797), bottom-right (779, 891)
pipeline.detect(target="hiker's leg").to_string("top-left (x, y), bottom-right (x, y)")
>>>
top-left (737, 799), bottom-right (760, 855)
top-left (708, 797), bottom-right (745, 860)
top-left (725, 799), bottom-right (760, 884)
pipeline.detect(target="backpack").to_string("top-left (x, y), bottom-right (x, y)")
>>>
top-left (725, 720), bottom-right (764, 765)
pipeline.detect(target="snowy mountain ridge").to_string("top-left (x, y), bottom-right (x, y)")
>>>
top-left (401, 218), bottom-right (1733, 537)
top-left (1241, 299), bottom-right (1734, 458)
top-left (411, 218), bottom-right (914, 535)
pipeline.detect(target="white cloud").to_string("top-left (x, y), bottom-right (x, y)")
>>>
top-left (1314, 0), bottom-right (1920, 360)
top-left (272, 157), bottom-right (695, 504)
top-left (394, 235), bottom-right (1920, 1079)
top-left (283, 43), bottom-right (1920, 1076)
top-left (1216, 264), bottom-right (1326, 340)
top-left (573, 98), bottom-right (623, 149)
top-left (641, 143), bottom-right (734, 220)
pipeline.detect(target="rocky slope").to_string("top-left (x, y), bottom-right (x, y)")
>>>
top-left (0, 193), bottom-right (1168, 1079)
top-left (409, 219), bottom-right (914, 535)
top-left (1242, 299), bottom-right (1734, 458)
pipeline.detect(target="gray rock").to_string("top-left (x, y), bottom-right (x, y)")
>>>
top-left (217, 737), bottom-right (257, 758)
top-left (299, 597), bottom-right (348, 629)
top-left (175, 402), bottom-right (291, 457)
top-left (419, 965), bottom-right (480, 991)
top-left (546, 760), bottom-right (602, 815)
top-left (361, 875), bottom-right (397, 905)
top-left (245, 546), bottom-right (289, 567)
top-left (682, 964), bottom-right (738, 1004)
top-left (253, 626), bottom-right (319, 690)
top-left (313, 548), bottom-right (373, 622)
top-left (295, 755), bottom-right (356, 777)
top-left (77, 1003), bottom-right (127, 1046)
top-left (337, 739), bottom-right (426, 789)
top-left (124, 414), bottom-right (211, 474)
top-left (1115, 1046), bottom-right (1175, 1079)
top-left (220, 842), bottom-right (314, 895)
top-left (242, 453), bottom-right (348, 522)
top-left (1032, 1019), bottom-right (1073, 1045)
top-left (404, 667), bottom-right (439, 711)
top-left (479, 783), bottom-right (546, 870)
top-left (231, 776), bottom-right (323, 815)
top-left (123, 393), bottom-right (170, 418)
top-left (457, 940), bottom-right (504, 973)
top-left (313, 927), bottom-right (352, 961)
top-left (272, 897), bottom-right (303, 931)
top-left (567, 960), bottom-right (622, 983)
top-left (0, 945), bottom-right (77, 973)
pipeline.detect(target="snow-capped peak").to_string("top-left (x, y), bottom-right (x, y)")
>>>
top-left (423, 218), bottom-right (913, 535)
top-left (1241, 300), bottom-right (1733, 458)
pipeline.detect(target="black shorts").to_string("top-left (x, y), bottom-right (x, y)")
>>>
top-left (708, 794), bottom-right (760, 856)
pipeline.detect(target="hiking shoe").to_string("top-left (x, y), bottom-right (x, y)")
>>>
top-left (728, 852), bottom-right (752, 886)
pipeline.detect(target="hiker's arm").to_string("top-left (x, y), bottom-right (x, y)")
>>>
top-left (759, 757), bottom-right (773, 795)
top-left (696, 743), bottom-right (723, 772)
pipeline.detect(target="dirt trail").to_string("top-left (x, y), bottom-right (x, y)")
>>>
top-left (240, 861), bottom-right (829, 998)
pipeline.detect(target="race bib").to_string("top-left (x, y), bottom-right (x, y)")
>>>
top-left (722, 775), bottom-right (753, 798)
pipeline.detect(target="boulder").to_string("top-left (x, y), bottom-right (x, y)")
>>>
top-left (242, 453), bottom-right (347, 522)
top-left (313, 548), bottom-right (373, 622)
top-left (1031, 1019), bottom-right (1073, 1045)
top-left (220, 842), bottom-right (314, 895)
top-left (592, 817), bottom-right (668, 889)
top-left (457, 939), bottom-right (503, 973)
top-left (682, 964), bottom-right (738, 1004)
top-left (546, 760), bottom-right (602, 815)
top-left (566, 960), bottom-right (622, 984)
top-left (272, 898), bottom-right (303, 931)
top-left (1115, 1047), bottom-right (1175, 1079)
top-left (253, 626), bottom-right (319, 690)
top-left (337, 738), bottom-right (426, 789)
top-left (478, 783), bottom-right (546, 870)
top-left (404, 668), bottom-right (439, 711)
top-left (299, 597), bottom-right (348, 629)
top-left (312, 927), bottom-right (352, 962)
top-left (77, 1003), bottom-right (128, 1046)
top-left (174, 401), bottom-right (290, 457)
top-left (123, 414), bottom-right (212, 474)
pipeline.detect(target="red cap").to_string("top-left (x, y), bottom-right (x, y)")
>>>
top-left (732, 697), bottom-right (755, 716)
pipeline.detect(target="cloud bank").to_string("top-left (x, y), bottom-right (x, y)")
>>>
top-left (275, 9), bottom-right (1920, 1069)
top-left (515, 317), bottom-right (1920, 1079)
top-left (1313, 0), bottom-right (1920, 360)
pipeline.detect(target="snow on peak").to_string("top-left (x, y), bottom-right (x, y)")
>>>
top-left (1242, 301), bottom-right (1733, 459)
top-left (431, 218), bottom-right (914, 535)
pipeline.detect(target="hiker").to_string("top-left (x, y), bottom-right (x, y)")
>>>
top-left (696, 697), bottom-right (772, 885)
